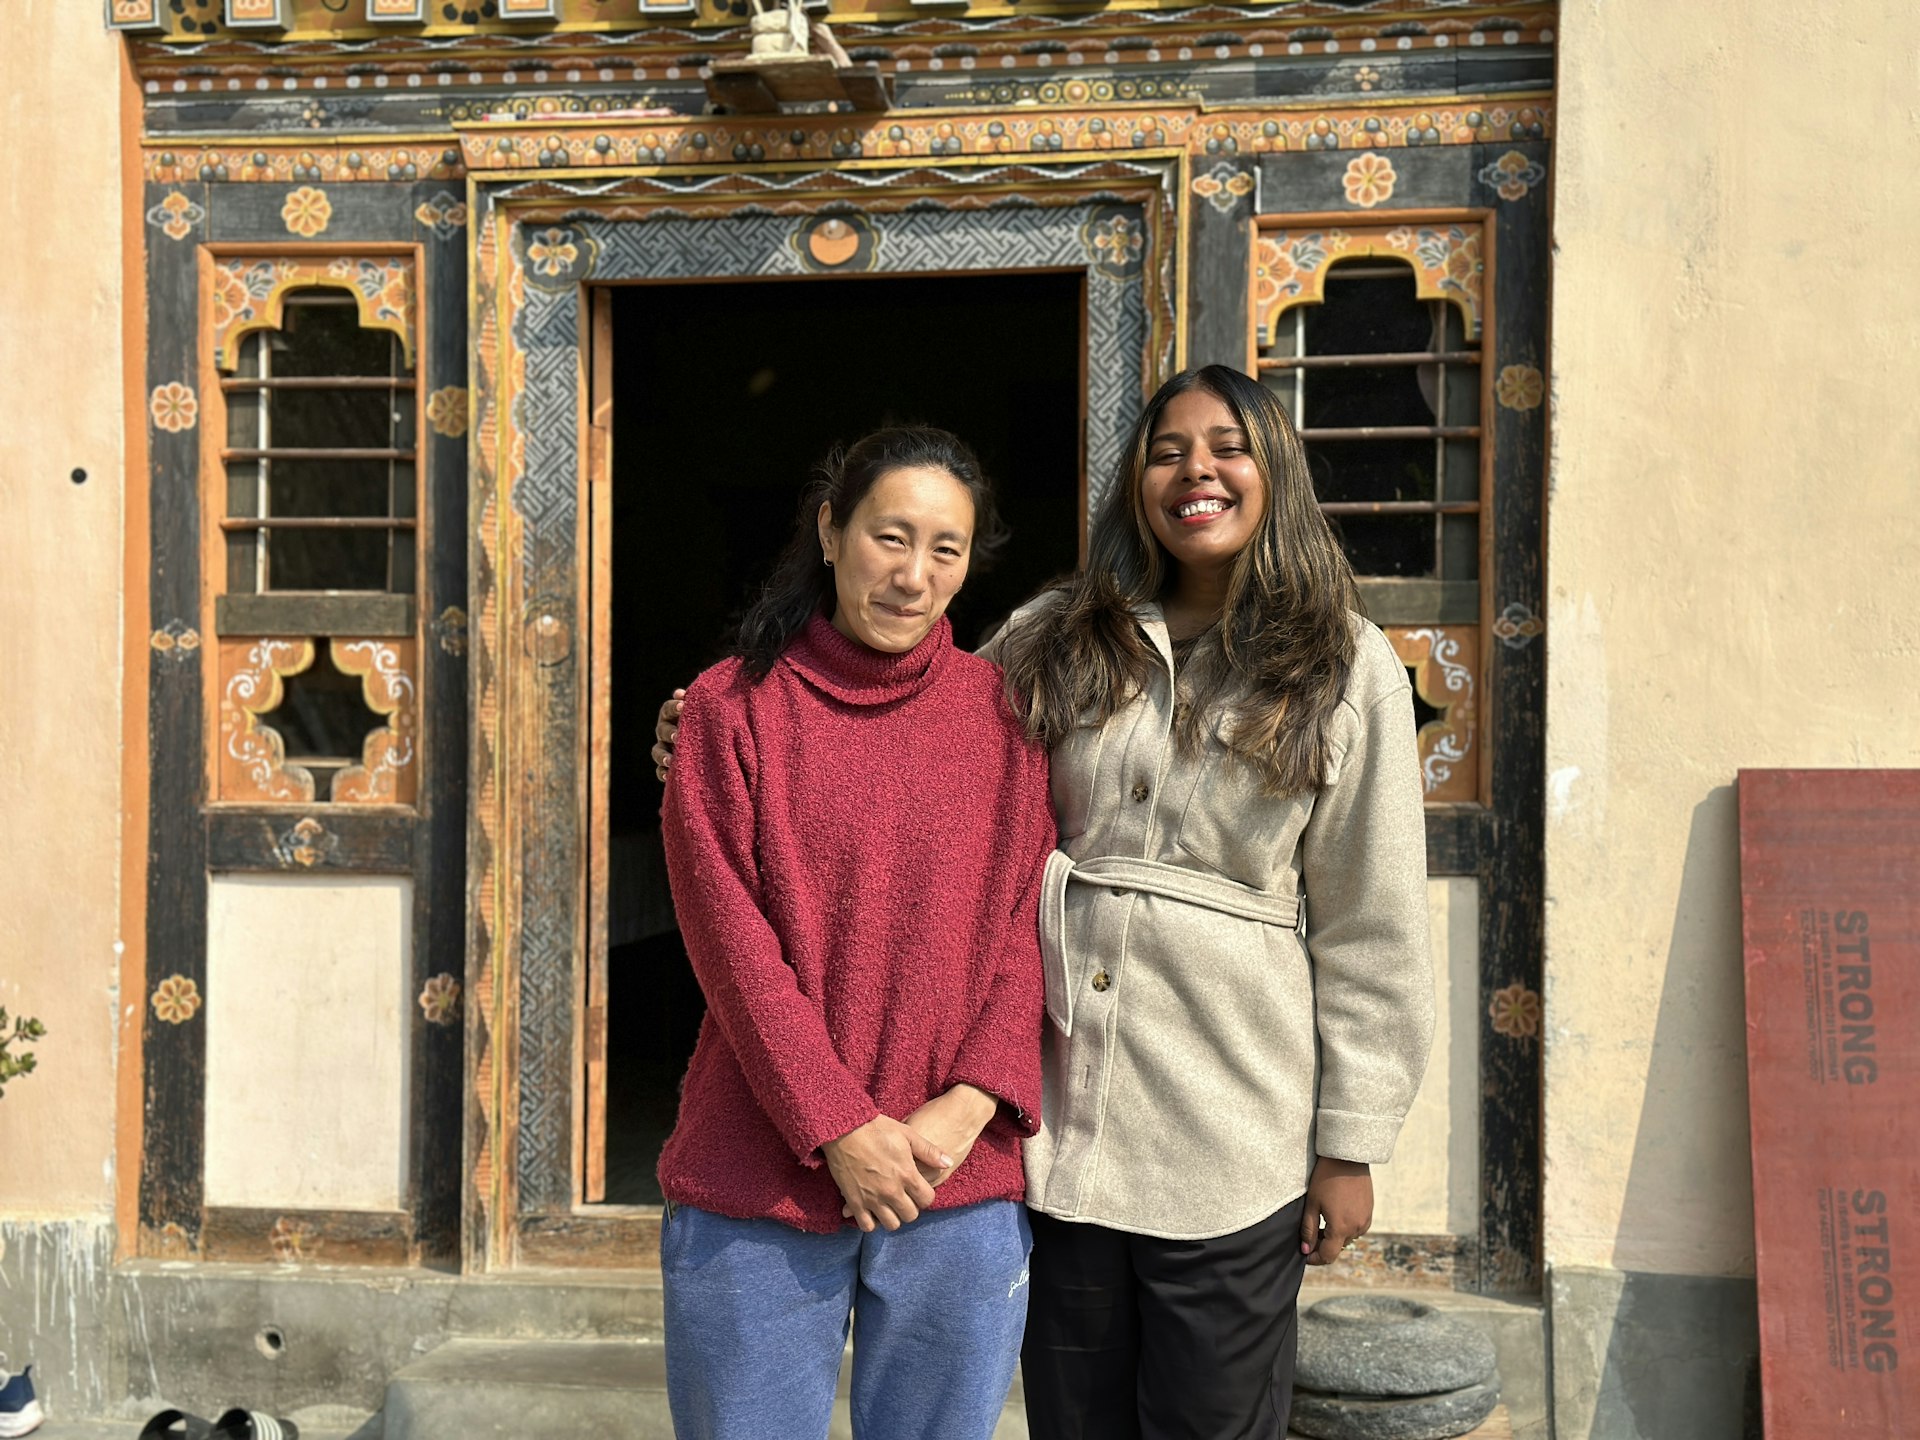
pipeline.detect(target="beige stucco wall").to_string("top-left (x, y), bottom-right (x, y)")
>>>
top-left (1547, 0), bottom-right (1920, 1280)
top-left (0, 5), bottom-right (126, 1217)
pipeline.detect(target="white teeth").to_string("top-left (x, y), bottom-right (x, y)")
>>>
top-left (1176, 498), bottom-right (1228, 518)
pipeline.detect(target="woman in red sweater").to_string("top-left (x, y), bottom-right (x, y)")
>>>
top-left (656, 426), bottom-right (1055, 1440)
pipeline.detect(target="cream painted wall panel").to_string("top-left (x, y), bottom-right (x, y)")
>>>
top-left (0, 6), bottom-right (125, 1216)
top-left (204, 877), bottom-right (413, 1211)
top-left (1547, 0), bottom-right (1920, 1278)
top-left (1371, 877), bottom-right (1479, 1237)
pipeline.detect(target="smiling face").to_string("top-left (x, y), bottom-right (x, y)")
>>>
top-left (818, 464), bottom-right (976, 653)
top-left (1139, 387), bottom-right (1270, 582)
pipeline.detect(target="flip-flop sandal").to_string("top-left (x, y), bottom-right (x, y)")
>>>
top-left (211, 1409), bottom-right (299, 1440)
top-left (139, 1411), bottom-right (213, 1440)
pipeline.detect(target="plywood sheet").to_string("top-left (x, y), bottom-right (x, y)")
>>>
top-left (1739, 769), bottom-right (1919, 1435)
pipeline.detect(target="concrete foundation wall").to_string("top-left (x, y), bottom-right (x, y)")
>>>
top-left (0, 4), bottom-right (128, 1217)
top-left (1546, 1), bottom-right (1920, 1433)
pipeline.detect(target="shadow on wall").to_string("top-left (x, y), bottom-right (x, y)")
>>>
top-left (1553, 786), bottom-right (1763, 1440)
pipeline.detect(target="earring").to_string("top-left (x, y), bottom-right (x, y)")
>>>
top-left (824, 557), bottom-right (834, 567)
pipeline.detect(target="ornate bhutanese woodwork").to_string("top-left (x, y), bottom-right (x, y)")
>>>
top-left (123, 0), bottom-right (1554, 1292)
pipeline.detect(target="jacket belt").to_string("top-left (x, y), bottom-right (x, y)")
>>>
top-left (1039, 851), bottom-right (1301, 1036)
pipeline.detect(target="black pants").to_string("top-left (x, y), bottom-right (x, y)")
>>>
top-left (1021, 1197), bottom-right (1309, 1440)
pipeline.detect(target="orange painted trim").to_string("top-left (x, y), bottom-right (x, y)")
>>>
top-left (115, 35), bottom-right (153, 1264)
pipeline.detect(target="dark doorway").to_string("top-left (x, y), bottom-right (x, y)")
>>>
top-left (597, 271), bottom-right (1085, 1204)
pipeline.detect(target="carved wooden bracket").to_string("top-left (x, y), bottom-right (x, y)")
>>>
top-left (218, 638), bottom-right (319, 803)
top-left (216, 636), bottom-right (419, 805)
top-left (1253, 220), bottom-right (1484, 346)
top-left (331, 639), bottom-right (420, 805)
top-left (1386, 624), bottom-right (1480, 804)
top-left (210, 254), bottom-right (417, 373)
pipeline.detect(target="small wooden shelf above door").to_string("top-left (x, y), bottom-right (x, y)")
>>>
top-left (705, 57), bottom-right (893, 114)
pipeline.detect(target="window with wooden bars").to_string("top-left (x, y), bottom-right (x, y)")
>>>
top-left (1251, 217), bottom-right (1491, 802)
top-left (222, 294), bottom-right (418, 604)
top-left (205, 254), bottom-right (423, 807)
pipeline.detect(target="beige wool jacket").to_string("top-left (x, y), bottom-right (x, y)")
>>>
top-left (981, 599), bottom-right (1434, 1240)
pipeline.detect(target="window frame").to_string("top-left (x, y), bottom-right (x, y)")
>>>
top-left (1248, 208), bottom-right (1496, 808)
top-left (198, 242), bottom-right (428, 810)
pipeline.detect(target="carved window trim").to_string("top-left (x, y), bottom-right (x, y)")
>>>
top-left (1250, 213), bottom-right (1487, 350)
top-left (200, 244), bottom-right (427, 811)
top-left (215, 636), bottom-right (420, 807)
top-left (209, 251), bottom-right (417, 375)
top-left (1387, 625), bottom-right (1479, 804)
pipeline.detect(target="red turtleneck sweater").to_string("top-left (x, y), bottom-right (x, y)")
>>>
top-left (656, 614), bottom-right (1055, 1232)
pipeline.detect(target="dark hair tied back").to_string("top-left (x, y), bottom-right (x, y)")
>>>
top-left (735, 425), bottom-right (1008, 680)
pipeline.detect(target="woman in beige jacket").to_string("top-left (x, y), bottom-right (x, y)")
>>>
top-left (654, 364), bottom-right (1431, 1439)
top-left (985, 363), bottom-right (1432, 1440)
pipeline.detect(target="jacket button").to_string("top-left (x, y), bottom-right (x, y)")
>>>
top-left (1131, 781), bottom-right (1150, 802)
top-left (1091, 970), bottom-right (1111, 992)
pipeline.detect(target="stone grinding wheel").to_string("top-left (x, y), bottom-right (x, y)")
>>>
top-left (1292, 1382), bottom-right (1502, 1440)
top-left (1291, 1295), bottom-right (1501, 1440)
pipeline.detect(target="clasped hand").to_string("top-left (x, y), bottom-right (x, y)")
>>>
top-left (823, 1085), bottom-right (998, 1233)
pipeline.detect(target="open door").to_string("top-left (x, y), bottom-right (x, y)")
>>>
top-left (574, 271), bottom-right (1088, 1215)
top-left (583, 286), bottom-right (614, 1204)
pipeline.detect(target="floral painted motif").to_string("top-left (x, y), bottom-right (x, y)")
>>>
top-left (150, 382), bottom-right (198, 434)
top-left (273, 817), bottom-right (336, 869)
top-left (415, 192), bottom-right (469, 241)
top-left (435, 606), bottom-right (469, 658)
top-left (281, 186), bottom-right (333, 238)
top-left (1342, 153), bottom-right (1397, 209)
top-left (1415, 226), bottom-right (1484, 317)
top-left (152, 975), bottom-right (203, 1026)
top-left (146, 191), bottom-right (206, 241)
top-left (1492, 602), bottom-right (1544, 650)
top-left (1477, 149), bottom-right (1547, 202)
top-left (211, 255), bottom-right (416, 372)
top-left (1083, 208), bottom-right (1147, 280)
top-left (426, 387), bottom-right (470, 439)
top-left (1252, 232), bottom-right (1330, 311)
top-left (150, 620), bottom-right (201, 660)
top-left (526, 228), bottom-right (581, 279)
top-left (419, 974), bottom-right (462, 1027)
top-left (269, 1217), bottom-right (318, 1263)
top-left (1253, 222), bottom-right (1486, 345)
top-left (1489, 983), bottom-right (1542, 1040)
top-left (1497, 364), bottom-right (1545, 412)
top-left (210, 265), bottom-right (254, 332)
top-left (1354, 66), bottom-right (1382, 93)
top-left (1190, 162), bottom-right (1254, 215)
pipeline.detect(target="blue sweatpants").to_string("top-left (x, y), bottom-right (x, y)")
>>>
top-left (661, 1199), bottom-right (1032, 1440)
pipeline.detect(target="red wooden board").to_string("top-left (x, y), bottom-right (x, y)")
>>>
top-left (1740, 770), bottom-right (1920, 1435)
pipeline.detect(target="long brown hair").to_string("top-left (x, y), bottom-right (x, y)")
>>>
top-left (997, 365), bottom-right (1358, 794)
